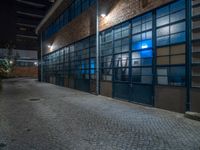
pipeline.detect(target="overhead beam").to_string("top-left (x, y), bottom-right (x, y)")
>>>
top-left (36, 0), bottom-right (64, 34)
top-left (16, 0), bottom-right (46, 8)
top-left (17, 11), bottom-right (44, 18)
top-left (17, 15), bottom-right (42, 25)
top-left (16, 23), bottom-right (37, 28)
top-left (16, 3), bottom-right (46, 16)
top-left (16, 34), bottom-right (38, 39)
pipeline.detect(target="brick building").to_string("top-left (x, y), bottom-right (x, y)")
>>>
top-left (36, 0), bottom-right (200, 113)
top-left (0, 49), bottom-right (38, 78)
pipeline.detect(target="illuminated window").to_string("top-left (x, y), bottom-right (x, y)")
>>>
top-left (101, 30), bottom-right (113, 81)
top-left (131, 12), bottom-right (153, 84)
top-left (156, 0), bottom-right (186, 86)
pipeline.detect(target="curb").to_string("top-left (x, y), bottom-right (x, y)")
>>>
top-left (185, 111), bottom-right (200, 121)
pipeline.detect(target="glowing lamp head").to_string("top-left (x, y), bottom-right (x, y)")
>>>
top-left (48, 45), bottom-right (52, 48)
top-left (9, 60), bottom-right (13, 64)
top-left (101, 14), bottom-right (106, 18)
top-left (34, 62), bottom-right (38, 66)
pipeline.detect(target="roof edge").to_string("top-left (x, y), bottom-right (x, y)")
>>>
top-left (36, 0), bottom-right (64, 35)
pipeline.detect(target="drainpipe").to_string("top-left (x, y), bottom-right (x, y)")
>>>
top-left (96, 0), bottom-right (100, 95)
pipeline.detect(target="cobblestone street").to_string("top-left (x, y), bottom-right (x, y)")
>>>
top-left (0, 78), bottom-right (200, 150)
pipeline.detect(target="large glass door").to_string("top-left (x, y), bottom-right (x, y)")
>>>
top-left (130, 12), bottom-right (154, 105)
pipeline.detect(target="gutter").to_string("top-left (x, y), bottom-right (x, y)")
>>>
top-left (36, 0), bottom-right (64, 35)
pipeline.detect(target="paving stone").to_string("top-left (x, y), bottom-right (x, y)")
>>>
top-left (0, 78), bottom-right (200, 150)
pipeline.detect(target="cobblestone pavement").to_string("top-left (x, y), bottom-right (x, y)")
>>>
top-left (0, 78), bottom-right (200, 150)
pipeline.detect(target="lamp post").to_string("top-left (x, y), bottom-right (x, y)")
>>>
top-left (96, 0), bottom-right (99, 95)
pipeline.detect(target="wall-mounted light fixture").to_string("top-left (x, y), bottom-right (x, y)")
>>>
top-left (48, 44), bottom-right (52, 49)
top-left (101, 13), bottom-right (106, 18)
top-left (34, 62), bottom-right (38, 66)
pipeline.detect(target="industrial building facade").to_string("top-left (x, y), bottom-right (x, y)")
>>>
top-left (36, 0), bottom-right (200, 113)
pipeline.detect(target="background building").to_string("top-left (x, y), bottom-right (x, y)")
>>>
top-left (0, 0), bottom-right (54, 78)
top-left (36, 0), bottom-right (200, 113)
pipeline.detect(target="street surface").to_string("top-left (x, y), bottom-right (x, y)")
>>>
top-left (0, 78), bottom-right (200, 150)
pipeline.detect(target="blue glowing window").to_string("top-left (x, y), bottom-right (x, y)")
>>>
top-left (81, 70), bottom-right (85, 74)
top-left (140, 50), bottom-right (152, 58)
top-left (132, 50), bottom-right (152, 59)
top-left (90, 59), bottom-right (95, 74)
top-left (132, 39), bottom-right (152, 51)
top-left (156, 6), bottom-right (169, 18)
top-left (81, 63), bottom-right (85, 69)
top-left (170, 0), bottom-right (185, 13)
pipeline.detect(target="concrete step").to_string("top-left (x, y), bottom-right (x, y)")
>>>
top-left (185, 111), bottom-right (200, 121)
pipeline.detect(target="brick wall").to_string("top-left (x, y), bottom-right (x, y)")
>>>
top-left (42, 0), bottom-right (174, 55)
top-left (10, 67), bottom-right (38, 78)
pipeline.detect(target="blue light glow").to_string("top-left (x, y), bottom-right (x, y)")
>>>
top-left (140, 50), bottom-right (152, 58)
top-left (132, 39), bottom-right (152, 50)
top-left (90, 59), bottom-right (95, 74)
top-left (81, 63), bottom-right (85, 74)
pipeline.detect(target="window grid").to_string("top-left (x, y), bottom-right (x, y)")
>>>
top-left (156, 0), bottom-right (186, 86)
top-left (43, 0), bottom-right (96, 41)
top-left (101, 30), bottom-right (113, 81)
top-left (131, 12), bottom-right (153, 84)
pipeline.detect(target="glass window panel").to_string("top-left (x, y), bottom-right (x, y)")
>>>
top-left (192, 53), bottom-right (200, 63)
top-left (145, 31), bottom-right (152, 39)
top-left (170, 22), bottom-right (185, 34)
top-left (132, 34), bottom-right (141, 43)
top-left (142, 21), bottom-right (152, 31)
top-left (141, 76), bottom-right (152, 84)
top-left (114, 32), bottom-right (121, 40)
top-left (132, 25), bottom-right (141, 34)
top-left (157, 76), bottom-right (168, 85)
top-left (157, 16), bottom-right (170, 27)
top-left (132, 17), bottom-right (141, 27)
top-left (157, 26), bottom-right (169, 37)
top-left (141, 58), bottom-right (152, 66)
top-left (114, 47), bottom-right (121, 54)
top-left (192, 77), bottom-right (200, 87)
top-left (132, 59), bottom-right (141, 66)
top-left (114, 40), bottom-right (121, 47)
top-left (171, 44), bottom-right (185, 55)
top-left (171, 55), bottom-right (185, 64)
top-left (142, 13), bottom-right (152, 23)
top-left (192, 42), bottom-right (200, 52)
top-left (170, 32), bottom-right (186, 44)
top-left (141, 68), bottom-right (152, 75)
top-left (170, 0), bottom-right (185, 13)
top-left (157, 56), bottom-right (170, 65)
top-left (157, 68), bottom-right (168, 76)
top-left (132, 39), bottom-right (152, 50)
top-left (157, 36), bottom-right (170, 46)
top-left (114, 25), bottom-right (121, 33)
top-left (122, 37), bottom-right (129, 45)
top-left (156, 5), bottom-right (170, 18)
top-left (122, 44), bottom-right (129, 52)
top-left (122, 30), bottom-right (129, 37)
top-left (132, 68), bottom-right (141, 75)
top-left (170, 10), bottom-right (185, 23)
top-left (192, 66), bottom-right (200, 76)
top-left (132, 76), bottom-right (141, 82)
top-left (157, 47), bottom-right (170, 56)
top-left (170, 66), bottom-right (185, 86)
